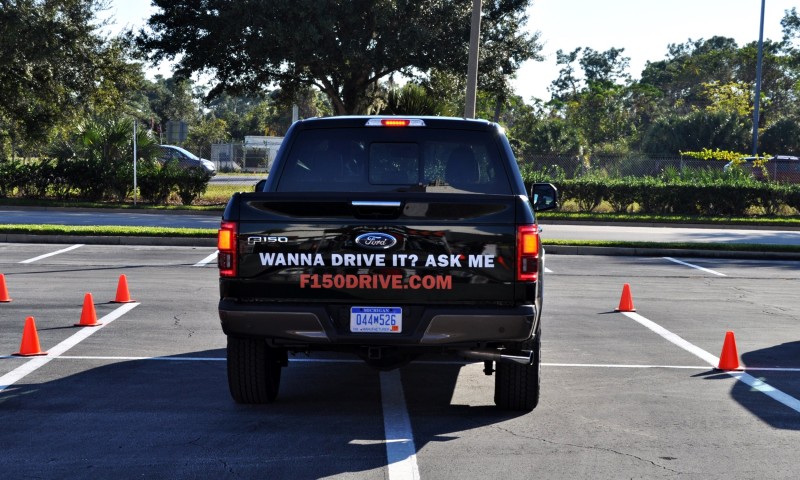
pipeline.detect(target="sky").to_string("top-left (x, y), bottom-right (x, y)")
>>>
top-left (103, 0), bottom-right (797, 103)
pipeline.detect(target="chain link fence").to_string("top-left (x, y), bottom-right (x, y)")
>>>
top-left (516, 153), bottom-right (725, 179)
top-left (190, 137), bottom-right (285, 173)
top-left (189, 144), bottom-right (274, 173)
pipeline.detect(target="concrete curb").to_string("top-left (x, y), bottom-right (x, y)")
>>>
top-left (0, 205), bottom-right (222, 216)
top-left (1, 233), bottom-right (215, 247)
top-left (544, 245), bottom-right (800, 260)
top-left (540, 219), bottom-right (800, 231)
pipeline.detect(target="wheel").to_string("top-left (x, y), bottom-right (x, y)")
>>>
top-left (226, 336), bottom-right (285, 404)
top-left (494, 336), bottom-right (541, 411)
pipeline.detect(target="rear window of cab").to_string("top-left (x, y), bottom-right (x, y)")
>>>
top-left (275, 128), bottom-right (512, 194)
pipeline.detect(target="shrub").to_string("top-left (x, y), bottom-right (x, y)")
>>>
top-left (569, 177), bottom-right (607, 212)
top-left (605, 177), bottom-right (639, 213)
top-left (175, 168), bottom-right (211, 205)
top-left (0, 160), bottom-right (22, 197)
top-left (137, 159), bottom-right (179, 204)
top-left (785, 185), bottom-right (800, 213)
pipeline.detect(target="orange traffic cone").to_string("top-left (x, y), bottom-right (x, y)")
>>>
top-left (75, 293), bottom-right (101, 327)
top-left (0, 273), bottom-right (10, 302)
top-left (615, 283), bottom-right (636, 312)
top-left (717, 331), bottom-right (740, 370)
top-left (14, 316), bottom-right (47, 356)
top-left (112, 274), bottom-right (134, 303)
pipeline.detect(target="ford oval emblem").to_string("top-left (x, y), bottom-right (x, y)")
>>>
top-left (355, 232), bottom-right (397, 250)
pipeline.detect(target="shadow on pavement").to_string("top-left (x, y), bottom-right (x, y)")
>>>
top-left (0, 349), bottom-right (526, 479)
top-left (693, 340), bottom-right (800, 430)
top-left (735, 340), bottom-right (800, 430)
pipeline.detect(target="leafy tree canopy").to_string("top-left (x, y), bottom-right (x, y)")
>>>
top-left (782, 7), bottom-right (800, 44)
top-left (0, 0), bottom-right (144, 152)
top-left (134, 0), bottom-right (541, 115)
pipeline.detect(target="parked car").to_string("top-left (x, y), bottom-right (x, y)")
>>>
top-left (724, 155), bottom-right (800, 183)
top-left (158, 145), bottom-right (217, 176)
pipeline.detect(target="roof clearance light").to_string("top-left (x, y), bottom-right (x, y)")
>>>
top-left (365, 118), bottom-right (426, 127)
top-left (382, 119), bottom-right (411, 127)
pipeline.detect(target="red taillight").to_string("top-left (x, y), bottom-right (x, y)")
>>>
top-left (218, 221), bottom-right (237, 277)
top-left (517, 225), bottom-right (540, 282)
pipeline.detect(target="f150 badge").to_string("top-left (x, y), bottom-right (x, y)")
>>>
top-left (247, 236), bottom-right (289, 245)
top-left (355, 232), bottom-right (397, 250)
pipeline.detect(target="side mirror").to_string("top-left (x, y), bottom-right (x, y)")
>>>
top-left (254, 179), bottom-right (267, 192)
top-left (530, 183), bottom-right (558, 212)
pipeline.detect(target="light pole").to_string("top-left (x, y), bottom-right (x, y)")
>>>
top-left (464, 0), bottom-right (482, 118)
top-left (133, 119), bottom-right (138, 206)
top-left (751, 0), bottom-right (765, 156)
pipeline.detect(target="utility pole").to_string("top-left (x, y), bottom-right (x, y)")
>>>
top-left (464, 0), bottom-right (482, 118)
top-left (751, 0), bottom-right (765, 156)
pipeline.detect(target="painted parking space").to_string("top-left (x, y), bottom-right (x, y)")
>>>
top-left (1, 243), bottom-right (799, 478)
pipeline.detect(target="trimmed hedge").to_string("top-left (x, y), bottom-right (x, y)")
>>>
top-left (0, 157), bottom-right (211, 205)
top-left (525, 176), bottom-right (800, 216)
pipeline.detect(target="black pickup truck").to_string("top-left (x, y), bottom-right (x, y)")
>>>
top-left (217, 116), bottom-right (557, 411)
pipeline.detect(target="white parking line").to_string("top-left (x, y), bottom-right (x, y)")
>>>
top-left (545, 362), bottom-right (708, 370)
top-left (380, 370), bottom-right (421, 480)
top-left (193, 250), bottom-right (218, 267)
top-left (0, 303), bottom-right (139, 393)
top-left (663, 257), bottom-right (726, 276)
top-left (14, 356), bottom-right (800, 374)
top-left (623, 311), bottom-right (800, 414)
top-left (19, 244), bottom-right (85, 264)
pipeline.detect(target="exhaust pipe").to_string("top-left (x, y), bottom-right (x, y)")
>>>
top-left (460, 349), bottom-right (532, 365)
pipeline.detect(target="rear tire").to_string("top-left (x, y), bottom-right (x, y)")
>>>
top-left (227, 336), bottom-right (284, 404)
top-left (494, 336), bottom-right (541, 411)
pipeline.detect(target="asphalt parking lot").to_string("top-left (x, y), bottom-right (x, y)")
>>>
top-left (1, 243), bottom-right (799, 479)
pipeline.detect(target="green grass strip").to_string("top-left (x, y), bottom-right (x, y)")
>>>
top-left (538, 211), bottom-right (800, 227)
top-left (0, 224), bottom-right (215, 237)
top-left (542, 238), bottom-right (800, 253)
top-left (0, 198), bottom-right (224, 211)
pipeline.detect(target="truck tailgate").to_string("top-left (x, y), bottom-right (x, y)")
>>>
top-left (225, 192), bottom-right (523, 305)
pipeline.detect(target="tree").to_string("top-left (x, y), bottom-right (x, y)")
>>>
top-left (134, 0), bottom-right (540, 115)
top-left (86, 38), bottom-right (150, 120)
top-left (0, 0), bottom-right (115, 152)
top-left (204, 92), bottom-right (269, 140)
top-left (639, 32), bottom-right (800, 139)
top-left (48, 115), bottom-right (160, 201)
top-left (736, 39), bottom-right (799, 127)
top-left (419, 69), bottom-right (468, 118)
top-left (141, 75), bottom-right (200, 134)
top-left (547, 47), bottom-right (635, 153)
top-left (640, 36), bottom-right (741, 115)
top-left (519, 117), bottom-right (581, 156)
top-left (700, 81), bottom-right (752, 116)
top-left (782, 7), bottom-right (800, 44)
top-left (380, 83), bottom-right (451, 116)
top-left (641, 110), bottom-right (750, 154)
top-left (184, 117), bottom-right (230, 158)
top-left (760, 117), bottom-right (800, 154)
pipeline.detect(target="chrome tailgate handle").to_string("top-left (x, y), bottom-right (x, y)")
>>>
top-left (351, 201), bottom-right (402, 208)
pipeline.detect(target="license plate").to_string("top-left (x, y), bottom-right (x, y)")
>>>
top-left (350, 307), bottom-right (402, 333)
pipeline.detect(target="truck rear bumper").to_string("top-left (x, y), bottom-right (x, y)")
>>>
top-left (219, 300), bottom-right (537, 346)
